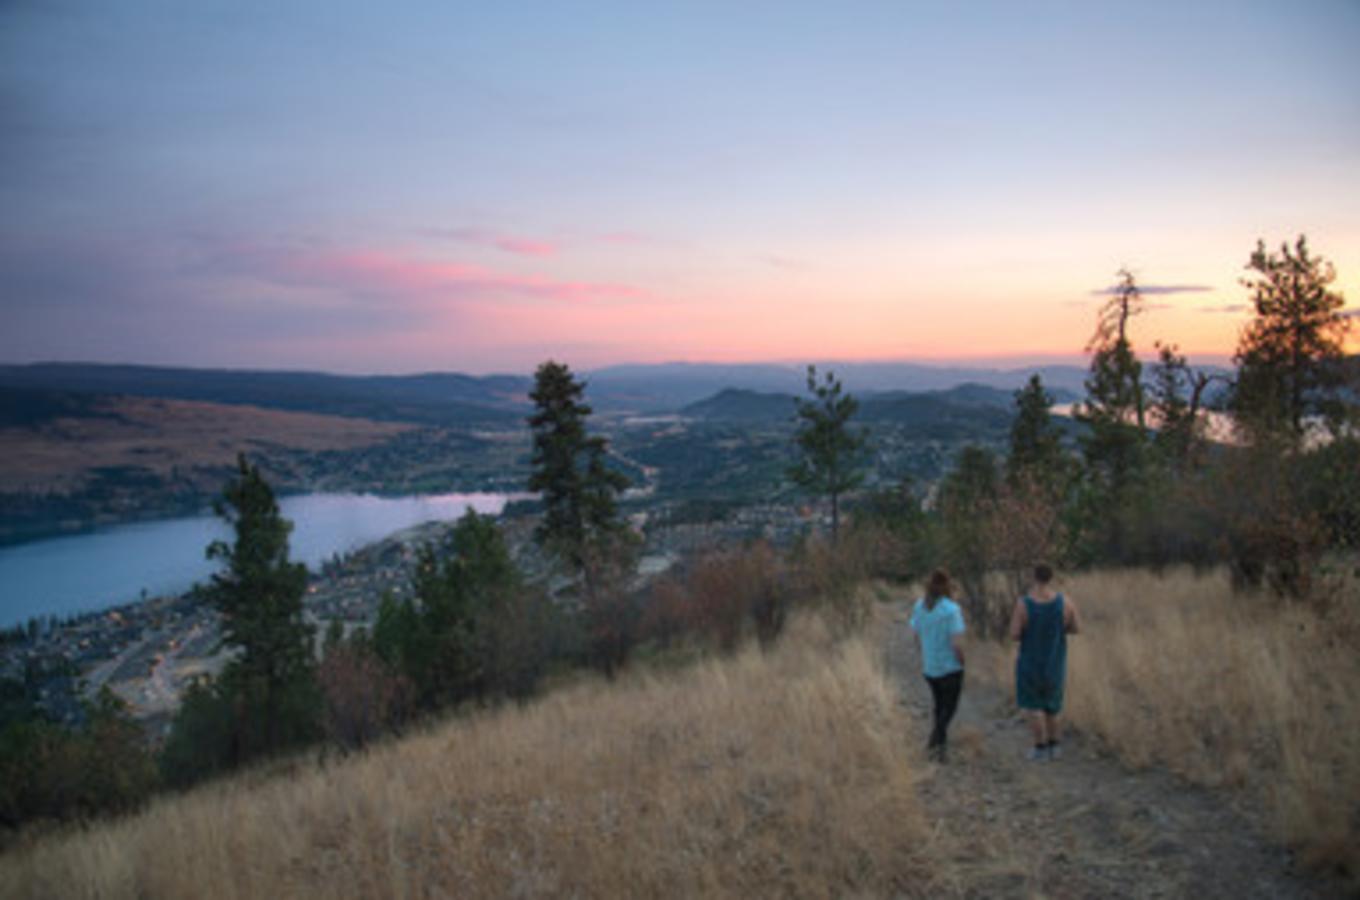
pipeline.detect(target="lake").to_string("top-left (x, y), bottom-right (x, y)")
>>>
top-left (0, 492), bottom-right (515, 628)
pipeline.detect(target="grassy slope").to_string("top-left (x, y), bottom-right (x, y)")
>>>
top-left (0, 617), bottom-right (936, 899)
top-left (5, 567), bottom-right (1356, 897)
top-left (976, 567), bottom-right (1360, 878)
top-left (0, 394), bottom-right (412, 493)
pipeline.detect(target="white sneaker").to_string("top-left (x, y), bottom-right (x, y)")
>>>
top-left (1027, 746), bottom-right (1049, 762)
top-left (1048, 743), bottom-right (1062, 760)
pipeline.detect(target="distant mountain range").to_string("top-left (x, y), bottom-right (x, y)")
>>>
top-left (680, 384), bottom-right (1033, 435)
top-left (585, 361), bottom-right (1087, 411)
top-left (0, 360), bottom-right (1090, 426)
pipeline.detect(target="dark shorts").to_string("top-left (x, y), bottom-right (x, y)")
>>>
top-left (1016, 668), bottom-right (1064, 713)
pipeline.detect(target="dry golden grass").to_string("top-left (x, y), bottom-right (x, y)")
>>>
top-left (978, 566), bottom-right (1360, 879)
top-left (0, 615), bottom-right (936, 899)
top-left (0, 396), bottom-right (410, 492)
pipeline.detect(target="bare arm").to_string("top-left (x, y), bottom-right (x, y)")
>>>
top-left (1064, 597), bottom-right (1080, 635)
top-left (951, 632), bottom-right (966, 669)
top-left (1009, 600), bottom-right (1027, 642)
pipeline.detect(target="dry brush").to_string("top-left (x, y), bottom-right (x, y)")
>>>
top-left (1, 615), bottom-right (937, 899)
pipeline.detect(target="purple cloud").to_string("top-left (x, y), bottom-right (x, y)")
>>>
top-left (204, 243), bottom-right (650, 305)
top-left (425, 227), bottom-right (558, 258)
top-left (1090, 284), bottom-right (1214, 296)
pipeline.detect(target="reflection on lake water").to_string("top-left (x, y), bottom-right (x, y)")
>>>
top-left (0, 492), bottom-right (514, 628)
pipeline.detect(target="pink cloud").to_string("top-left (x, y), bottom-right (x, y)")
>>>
top-left (422, 226), bottom-right (674, 256)
top-left (492, 236), bottom-right (558, 257)
top-left (427, 227), bottom-right (558, 258)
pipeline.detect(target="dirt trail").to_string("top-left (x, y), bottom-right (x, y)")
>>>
top-left (881, 600), bottom-right (1337, 899)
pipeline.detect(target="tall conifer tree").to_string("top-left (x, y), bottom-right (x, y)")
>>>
top-left (789, 365), bottom-right (867, 543)
top-left (1075, 270), bottom-right (1154, 561)
top-left (527, 360), bottom-right (635, 676)
top-left (1079, 269), bottom-right (1149, 487)
top-left (204, 454), bottom-right (319, 761)
top-left (526, 360), bottom-right (630, 573)
top-left (1007, 374), bottom-right (1066, 491)
top-left (1232, 235), bottom-right (1350, 445)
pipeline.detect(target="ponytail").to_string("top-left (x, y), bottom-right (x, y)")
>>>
top-left (925, 568), bottom-right (951, 609)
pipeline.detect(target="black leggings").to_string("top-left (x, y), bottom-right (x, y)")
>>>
top-left (925, 670), bottom-right (964, 749)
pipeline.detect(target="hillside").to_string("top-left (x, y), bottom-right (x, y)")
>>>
top-left (0, 364), bottom-right (528, 426)
top-left (0, 389), bottom-right (532, 545)
top-left (1, 570), bottom-right (1349, 898)
top-left (860, 388), bottom-right (1014, 432)
top-left (680, 388), bottom-right (796, 422)
top-left (589, 360), bottom-right (1091, 410)
top-left (0, 361), bottom-right (1093, 421)
top-left (0, 390), bottom-right (413, 496)
top-left (0, 617), bottom-right (938, 898)
top-left (0, 387), bottom-right (128, 429)
top-left (680, 383), bottom-right (1031, 437)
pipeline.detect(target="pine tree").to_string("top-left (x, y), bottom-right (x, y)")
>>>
top-left (528, 361), bottom-right (590, 567)
top-left (1232, 235), bottom-right (1351, 446)
top-left (1079, 269), bottom-right (1149, 486)
top-left (789, 365), bottom-right (868, 542)
top-left (1007, 374), bottom-right (1067, 491)
top-left (527, 361), bottom-right (631, 573)
top-left (527, 361), bottom-right (636, 676)
top-left (378, 510), bottom-right (532, 709)
top-left (203, 454), bottom-right (319, 763)
top-left (1147, 342), bottom-right (1220, 469)
top-left (1075, 270), bottom-right (1156, 562)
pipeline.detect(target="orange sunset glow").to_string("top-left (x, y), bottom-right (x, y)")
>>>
top-left (1, 3), bottom-right (1356, 373)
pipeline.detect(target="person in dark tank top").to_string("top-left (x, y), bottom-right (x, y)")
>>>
top-left (1009, 563), bottom-right (1080, 761)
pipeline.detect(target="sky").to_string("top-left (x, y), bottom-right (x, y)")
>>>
top-left (2, 1), bottom-right (1358, 375)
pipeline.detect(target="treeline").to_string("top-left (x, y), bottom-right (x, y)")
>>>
top-left (840, 236), bottom-right (1356, 636)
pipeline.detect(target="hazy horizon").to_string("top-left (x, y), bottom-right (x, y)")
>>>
top-left (0, 350), bottom-right (1242, 380)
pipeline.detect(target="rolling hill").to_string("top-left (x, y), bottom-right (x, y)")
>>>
top-left (587, 361), bottom-right (1088, 410)
top-left (0, 364), bottom-right (530, 426)
top-left (0, 361), bottom-right (1091, 421)
top-left (680, 382), bottom-right (1052, 433)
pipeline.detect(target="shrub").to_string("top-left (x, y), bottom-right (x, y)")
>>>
top-left (791, 535), bottom-right (872, 637)
top-left (0, 689), bottom-right (156, 830)
top-left (638, 543), bottom-right (787, 653)
top-left (639, 575), bottom-right (691, 649)
top-left (317, 642), bottom-right (413, 752)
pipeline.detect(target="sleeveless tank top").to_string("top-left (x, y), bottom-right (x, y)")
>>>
top-left (1018, 594), bottom-right (1067, 681)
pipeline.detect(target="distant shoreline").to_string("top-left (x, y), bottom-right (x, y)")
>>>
top-left (0, 483), bottom-right (529, 550)
top-left (0, 490), bottom-right (525, 629)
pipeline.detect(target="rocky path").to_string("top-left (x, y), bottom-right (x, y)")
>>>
top-left (881, 600), bottom-right (1337, 899)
